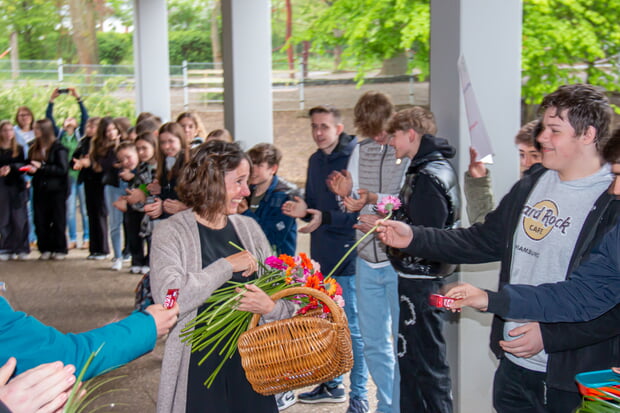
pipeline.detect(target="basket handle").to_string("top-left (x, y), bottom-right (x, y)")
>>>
top-left (246, 286), bottom-right (345, 330)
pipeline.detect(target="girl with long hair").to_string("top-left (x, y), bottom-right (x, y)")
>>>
top-left (0, 120), bottom-right (29, 260)
top-left (27, 119), bottom-right (69, 259)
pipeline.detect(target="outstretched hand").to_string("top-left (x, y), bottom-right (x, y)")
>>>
top-left (145, 303), bottom-right (179, 338)
top-left (282, 196), bottom-right (308, 218)
top-left (376, 219), bottom-right (414, 248)
top-left (444, 282), bottom-right (489, 311)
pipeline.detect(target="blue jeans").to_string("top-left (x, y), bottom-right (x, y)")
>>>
top-left (66, 176), bottom-right (89, 242)
top-left (28, 183), bottom-right (36, 243)
top-left (328, 274), bottom-right (368, 401)
top-left (104, 183), bottom-right (126, 259)
top-left (356, 258), bottom-right (400, 413)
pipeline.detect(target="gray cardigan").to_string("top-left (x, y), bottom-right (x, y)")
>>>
top-left (151, 210), bottom-right (292, 413)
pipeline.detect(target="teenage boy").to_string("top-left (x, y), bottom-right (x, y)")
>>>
top-left (243, 143), bottom-right (300, 257)
top-left (446, 128), bottom-right (620, 323)
top-left (282, 105), bottom-right (369, 413)
top-left (377, 84), bottom-right (620, 413)
top-left (46, 87), bottom-right (89, 250)
top-left (465, 120), bottom-right (542, 224)
top-left (380, 106), bottom-right (460, 413)
top-left (327, 91), bottom-right (408, 413)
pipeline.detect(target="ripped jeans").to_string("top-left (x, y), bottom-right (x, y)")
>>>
top-left (397, 276), bottom-right (453, 413)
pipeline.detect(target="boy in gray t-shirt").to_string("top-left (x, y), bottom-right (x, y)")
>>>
top-left (375, 84), bottom-right (619, 413)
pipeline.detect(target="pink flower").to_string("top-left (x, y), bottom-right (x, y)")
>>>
top-left (376, 195), bottom-right (402, 215)
top-left (265, 256), bottom-right (286, 270)
top-left (332, 295), bottom-right (345, 308)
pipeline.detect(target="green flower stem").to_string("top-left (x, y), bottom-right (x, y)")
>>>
top-left (326, 211), bottom-right (393, 279)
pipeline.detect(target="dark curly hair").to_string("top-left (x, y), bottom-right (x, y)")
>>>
top-left (177, 140), bottom-right (251, 221)
top-left (538, 84), bottom-right (612, 152)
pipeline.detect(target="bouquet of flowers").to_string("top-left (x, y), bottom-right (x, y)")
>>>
top-left (181, 195), bottom-right (401, 388)
top-left (180, 251), bottom-right (344, 388)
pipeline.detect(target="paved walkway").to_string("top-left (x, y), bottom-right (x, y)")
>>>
top-left (1, 237), bottom-right (377, 412)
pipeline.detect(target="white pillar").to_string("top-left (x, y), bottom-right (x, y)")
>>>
top-left (221, 0), bottom-right (273, 149)
top-left (430, 1), bottom-right (522, 412)
top-left (133, 0), bottom-right (171, 121)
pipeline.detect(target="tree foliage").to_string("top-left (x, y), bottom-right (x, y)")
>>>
top-left (296, 0), bottom-right (620, 101)
top-left (521, 0), bottom-right (620, 104)
top-left (295, 0), bottom-right (430, 80)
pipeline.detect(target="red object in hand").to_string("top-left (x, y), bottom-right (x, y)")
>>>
top-left (18, 166), bottom-right (31, 172)
top-left (429, 294), bottom-right (456, 309)
top-left (164, 289), bottom-right (179, 309)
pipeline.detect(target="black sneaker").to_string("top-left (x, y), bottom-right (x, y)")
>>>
top-left (276, 391), bottom-right (297, 411)
top-left (298, 383), bottom-right (346, 404)
top-left (346, 397), bottom-right (369, 413)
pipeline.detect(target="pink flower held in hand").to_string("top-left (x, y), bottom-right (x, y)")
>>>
top-left (376, 195), bottom-right (402, 214)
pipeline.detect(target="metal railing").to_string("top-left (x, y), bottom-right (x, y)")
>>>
top-left (0, 58), bottom-right (418, 111)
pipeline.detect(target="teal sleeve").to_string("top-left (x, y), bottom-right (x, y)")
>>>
top-left (0, 298), bottom-right (157, 380)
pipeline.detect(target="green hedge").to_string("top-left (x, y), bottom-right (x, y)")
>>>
top-left (97, 32), bottom-right (133, 65)
top-left (168, 30), bottom-right (212, 65)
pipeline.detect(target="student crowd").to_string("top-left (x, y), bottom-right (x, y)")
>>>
top-left (1, 83), bottom-right (620, 413)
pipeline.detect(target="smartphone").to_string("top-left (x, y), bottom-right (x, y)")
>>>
top-left (58, 88), bottom-right (69, 94)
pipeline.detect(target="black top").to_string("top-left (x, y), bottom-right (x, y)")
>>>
top-left (186, 220), bottom-right (276, 413)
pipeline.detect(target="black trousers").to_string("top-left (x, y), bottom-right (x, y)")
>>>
top-left (0, 184), bottom-right (29, 254)
top-left (33, 188), bottom-right (67, 254)
top-left (84, 179), bottom-right (109, 255)
top-left (124, 208), bottom-right (148, 267)
top-left (493, 358), bottom-right (547, 413)
top-left (546, 387), bottom-right (582, 413)
top-left (398, 277), bottom-right (453, 413)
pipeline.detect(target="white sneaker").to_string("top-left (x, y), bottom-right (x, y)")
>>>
top-left (17, 253), bottom-right (29, 261)
top-left (39, 252), bottom-right (52, 260)
top-left (129, 266), bottom-right (143, 274)
top-left (51, 252), bottom-right (66, 260)
top-left (276, 391), bottom-right (297, 411)
top-left (141, 266), bottom-right (150, 274)
top-left (0, 253), bottom-right (9, 261)
top-left (111, 258), bottom-right (123, 271)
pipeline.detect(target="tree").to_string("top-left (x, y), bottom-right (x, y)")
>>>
top-left (67, 0), bottom-right (99, 67)
top-left (295, 0), bottom-right (430, 80)
top-left (521, 0), bottom-right (620, 104)
top-left (295, 0), bottom-right (620, 102)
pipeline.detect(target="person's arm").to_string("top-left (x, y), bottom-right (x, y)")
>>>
top-left (464, 170), bottom-right (494, 225)
top-left (485, 226), bottom-right (620, 321)
top-left (399, 175), bottom-right (516, 265)
top-left (45, 90), bottom-right (60, 137)
top-left (0, 297), bottom-right (157, 381)
top-left (71, 88), bottom-right (88, 135)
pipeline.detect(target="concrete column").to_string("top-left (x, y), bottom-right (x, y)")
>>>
top-left (133, 0), bottom-right (171, 121)
top-left (430, 1), bottom-right (522, 412)
top-left (221, 0), bottom-right (273, 149)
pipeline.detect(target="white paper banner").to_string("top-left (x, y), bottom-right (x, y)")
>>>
top-left (458, 55), bottom-right (494, 164)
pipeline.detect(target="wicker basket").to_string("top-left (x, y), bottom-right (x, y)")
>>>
top-left (237, 286), bottom-right (353, 395)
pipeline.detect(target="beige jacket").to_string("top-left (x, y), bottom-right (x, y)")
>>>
top-left (151, 210), bottom-right (291, 413)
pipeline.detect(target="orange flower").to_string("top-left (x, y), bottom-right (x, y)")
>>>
top-left (279, 254), bottom-right (296, 268)
top-left (324, 278), bottom-right (338, 296)
top-left (299, 252), bottom-right (313, 271)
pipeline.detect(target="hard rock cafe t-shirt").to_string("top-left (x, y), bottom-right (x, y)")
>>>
top-left (505, 164), bottom-right (612, 372)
